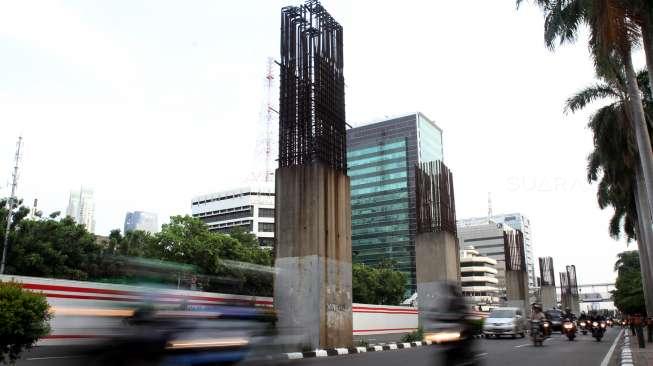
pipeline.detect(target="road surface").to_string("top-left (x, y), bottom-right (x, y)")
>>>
top-left (16, 329), bottom-right (622, 366)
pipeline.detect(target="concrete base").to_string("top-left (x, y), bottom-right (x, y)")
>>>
top-left (541, 285), bottom-right (556, 310)
top-left (505, 270), bottom-right (529, 314)
top-left (274, 164), bottom-right (352, 350)
top-left (415, 231), bottom-right (460, 328)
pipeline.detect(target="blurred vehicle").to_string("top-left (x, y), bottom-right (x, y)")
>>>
top-left (530, 319), bottom-right (549, 346)
top-left (562, 318), bottom-right (576, 341)
top-left (482, 307), bottom-right (525, 339)
top-left (591, 320), bottom-right (607, 342)
top-left (579, 319), bottom-right (589, 335)
top-left (89, 303), bottom-right (277, 366)
top-left (423, 283), bottom-right (483, 366)
top-left (544, 309), bottom-right (563, 332)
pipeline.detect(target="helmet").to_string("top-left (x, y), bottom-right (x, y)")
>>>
top-left (532, 303), bottom-right (542, 311)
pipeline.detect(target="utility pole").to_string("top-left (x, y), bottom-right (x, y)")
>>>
top-left (1, 136), bottom-right (22, 275)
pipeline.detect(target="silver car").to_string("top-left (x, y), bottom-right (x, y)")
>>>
top-left (483, 307), bottom-right (526, 338)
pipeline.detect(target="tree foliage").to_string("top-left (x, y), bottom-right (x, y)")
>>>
top-left (1, 201), bottom-right (274, 296)
top-left (612, 250), bottom-right (646, 315)
top-left (0, 282), bottom-right (51, 364)
top-left (353, 261), bottom-right (407, 305)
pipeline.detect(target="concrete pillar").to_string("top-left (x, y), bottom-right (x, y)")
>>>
top-left (274, 164), bottom-right (352, 350)
top-left (415, 231), bottom-right (460, 327)
top-left (570, 295), bottom-right (580, 314)
top-left (540, 285), bottom-right (556, 310)
top-left (505, 270), bottom-right (529, 314)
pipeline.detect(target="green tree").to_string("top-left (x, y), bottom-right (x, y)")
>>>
top-left (5, 216), bottom-right (103, 280)
top-left (0, 282), bottom-right (51, 364)
top-left (612, 251), bottom-right (646, 315)
top-left (565, 67), bottom-right (653, 314)
top-left (352, 261), bottom-right (407, 305)
top-left (518, 0), bottom-right (653, 257)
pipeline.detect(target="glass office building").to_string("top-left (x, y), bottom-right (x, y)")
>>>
top-left (347, 113), bottom-right (444, 294)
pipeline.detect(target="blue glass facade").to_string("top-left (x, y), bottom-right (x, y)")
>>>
top-left (347, 113), bottom-right (443, 295)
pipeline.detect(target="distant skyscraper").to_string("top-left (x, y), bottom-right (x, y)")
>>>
top-left (66, 187), bottom-right (95, 233)
top-left (458, 213), bottom-right (536, 289)
top-left (124, 211), bottom-right (159, 234)
top-left (347, 112), bottom-right (444, 294)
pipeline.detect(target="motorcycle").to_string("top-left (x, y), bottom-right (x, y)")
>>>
top-left (606, 319), bottom-right (614, 327)
top-left (530, 320), bottom-right (549, 346)
top-left (579, 320), bottom-right (588, 335)
top-left (562, 318), bottom-right (577, 341)
top-left (591, 320), bottom-right (607, 342)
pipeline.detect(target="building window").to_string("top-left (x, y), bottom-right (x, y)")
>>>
top-left (259, 237), bottom-right (275, 248)
top-left (259, 222), bottom-right (275, 232)
top-left (259, 208), bottom-right (275, 218)
top-left (196, 206), bottom-right (253, 223)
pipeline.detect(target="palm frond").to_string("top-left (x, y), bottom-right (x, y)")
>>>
top-left (565, 83), bottom-right (618, 113)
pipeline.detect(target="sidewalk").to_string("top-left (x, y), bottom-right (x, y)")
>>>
top-left (628, 329), bottom-right (653, 365)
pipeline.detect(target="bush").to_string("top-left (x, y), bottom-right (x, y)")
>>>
top-left (0, 282), bottom-right (51, 364)
top-left (400, 327), bottom-right (424, 343)
top-left (468, 318), bottom-right (485, 335)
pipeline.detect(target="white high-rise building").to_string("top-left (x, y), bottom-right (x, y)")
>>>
top-left (460, 246), bottom-right (500, 309)
top-left (191, 183), bottom-right (275, 248)
top-left (458, 213), bottom-right (535, 289)
top-left (66, 187), bottom-right (95, 233)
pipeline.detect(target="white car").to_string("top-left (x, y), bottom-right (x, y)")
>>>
top-left (483, 307), bottom-right (526, 338)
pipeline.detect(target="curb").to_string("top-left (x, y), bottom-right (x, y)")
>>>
top-left (284, 334), bottom-right (485, 359)
top-left (620, 330), bottom-right (633, 366)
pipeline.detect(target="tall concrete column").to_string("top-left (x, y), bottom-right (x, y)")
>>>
top-left (504, 229), bottom-right (529, 313)
top-left (274, 164), bottom-right (352, 349)
top-left (540, 286), bottom-right (556, 310)
top-left (416, 231), bottom-right (460, 326)
top-left (275, 1), bottom-right (350, 350)
top-left (538, 257), bottom-right (556, 310)
top-left (413, 161), bottom-right (459, 328)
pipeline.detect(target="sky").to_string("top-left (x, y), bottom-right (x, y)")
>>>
top-left (0, 0), bottom-right (644, 284)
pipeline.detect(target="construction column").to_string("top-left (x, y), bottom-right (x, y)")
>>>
top-left (274, 1), bottom-right (352, 350)
top-left (504, 229), bottom-right (530, 314)
top-left (539, 257), bottom-right (556, 310)
top-left (414, 161), bottom-right (460, 327)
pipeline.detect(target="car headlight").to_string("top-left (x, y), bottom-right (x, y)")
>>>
top-left (580, 322), bottom-right (586, 326)
top-left (425, 331), bottom-right (461, 344)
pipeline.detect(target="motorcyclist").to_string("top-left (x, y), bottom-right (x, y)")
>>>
top-left (561, 308), bottom-right (576, 321)
top-left (531, 303), bottom-right (549, 337)
top-left (590, 310), bottom-right (605, 322)
top-left (531, 303), bottom-right (546, 322)
top-left (578, 311), bottom-right (588, 321)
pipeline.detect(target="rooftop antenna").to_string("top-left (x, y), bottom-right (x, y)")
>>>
top-left (488, 192), bottom-right (493, 222)
top-left (1, 136), bottom-right (23, 274)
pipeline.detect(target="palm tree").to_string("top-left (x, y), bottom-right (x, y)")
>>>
top-left (518, 0), bottom-right (653, 254)
top-left (565, 69), bottom-right (653, 314)
top-left (620, 0), bottom-right (653, 101)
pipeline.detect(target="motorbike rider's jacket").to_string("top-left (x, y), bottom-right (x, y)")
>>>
top-left (531, 311), bottom-right (546, 321)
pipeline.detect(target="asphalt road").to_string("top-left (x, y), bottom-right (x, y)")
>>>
top-left (16, 329), bottom-right (622, 366)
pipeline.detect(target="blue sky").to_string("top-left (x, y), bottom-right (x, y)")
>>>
top-left (0, 0), bottom-right (642, 283)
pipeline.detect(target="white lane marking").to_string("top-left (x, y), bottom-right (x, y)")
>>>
top-left (599, 329), bottom-right (623, 366)
top-left (477, 352), bottom-right (489, 357)
top-left (27, 356), bottom-right (83, 361)
top-left (515, 343), bottom-right (531, 348)
top-left (286, 353), bottom-right (303, 359)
